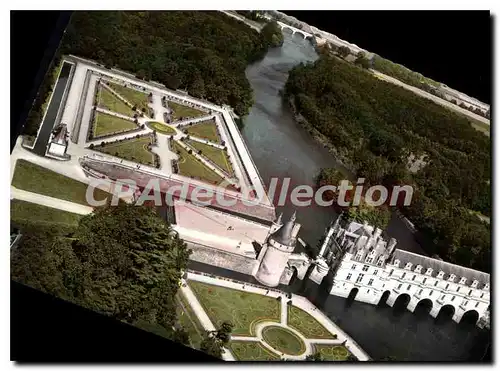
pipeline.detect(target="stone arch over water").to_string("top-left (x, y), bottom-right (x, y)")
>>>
top-left (378, 290), bottom-right (391, 306)
top-left (347, 287), bottom-right (359, 301)
top-left (415, 298), bottom-right (434, 314)
top-left (460, 309), bottom-right (480, 325)
top-left (436, 304), bottom-right (456, 322)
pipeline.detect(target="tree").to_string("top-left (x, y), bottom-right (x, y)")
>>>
top-left (11, 204), bottom-right (192, 341)
top-left (200, 322), bottom-right (233, 359)
top-left (306, 352), bottom-right (323, 361)
top-left (354, 52), bottom-right (370, 69)
top-left (337, 46), bottom-right (351, 58)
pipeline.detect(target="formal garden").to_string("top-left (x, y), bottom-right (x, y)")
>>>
top-left (168, 100), bottom-right (207, 121)
top-left (107, 81), bottom-right (152, 116)
top-left (97, 83), bottom-right (134, 116)
top-left (170, 140), bottom-right (225, 185)
top-left (187, 280), bottom-right (354, 361)
top-left (91, 134), bottom-right (159, 167)
top-left (185, 119), bottom-right (221, 143)
top-left (185, 139), bottom-right (234, 176)
top-left (92, 111), bottom-right (137, 137)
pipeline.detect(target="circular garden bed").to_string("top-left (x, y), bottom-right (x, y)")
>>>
top-left (261, 325), bottom-right (306, 356)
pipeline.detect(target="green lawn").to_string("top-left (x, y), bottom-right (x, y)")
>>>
top-left (93, 111), bottom-right (137, 137)
top-left (168, 101), bottom-right (207, 121)
top-left (186, 140), bottom-right (233, 176)
top-left (147, 121), bottom-right (177, 135)
top-left (11, 159), bottom-right (111, 206)
top-left (261, 326), bottom-right (306, 356)
top-left (188, 280), bottom-right (281, 336)
top-left (176, 290), bottom-right (205, 349)
top-left (185, 120), bottom-right (220, 143)
top-left (11, 199), bottom-right (83, 226)
top-left (312, 344), bottom-right (352, 361)
top-left (171, 141), bottom-right (225, 185)
top-left (107, 82), bottom-right (150, 114)
top-left (98, 85), bottom-right (134, 116)
top-left (287, 305), bottom-right (336, 339)
top-left (93, 136), bottom-right (155, 166)
top-left (230, 341), bottom-right (280, 361)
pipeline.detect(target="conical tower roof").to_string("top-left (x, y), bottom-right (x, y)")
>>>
top-left (269, 211), bottom-right (297, 246)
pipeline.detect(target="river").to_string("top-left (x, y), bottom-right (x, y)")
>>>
top-left (231, 32), bottom-right (490, 361)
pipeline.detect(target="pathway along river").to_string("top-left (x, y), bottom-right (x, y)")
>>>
top-left (192, 33), bottom-right (490, 361)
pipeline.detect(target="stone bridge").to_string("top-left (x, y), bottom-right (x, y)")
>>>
top-left (276, 21), bottom-right (313, 39)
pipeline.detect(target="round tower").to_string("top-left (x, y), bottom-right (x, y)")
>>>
top-left (255, 212), bottom-right (299, 287)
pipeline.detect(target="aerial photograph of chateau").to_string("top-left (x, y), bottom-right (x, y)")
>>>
top-left (10, 10), bottom-right (491, 362)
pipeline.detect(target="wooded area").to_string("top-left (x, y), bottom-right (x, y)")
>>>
top-left (23, 11), bottom-right (283, 137)
top-left (285, 55), bottom-right (491, 272)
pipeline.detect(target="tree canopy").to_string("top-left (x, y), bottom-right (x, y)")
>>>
top-left (285, 54), bottom-right (491, 272)
top-left (11, 203), bottom-right (192, 340)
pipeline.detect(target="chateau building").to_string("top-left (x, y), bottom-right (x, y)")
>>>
top-left (310, 215), bottom-right (490, 325)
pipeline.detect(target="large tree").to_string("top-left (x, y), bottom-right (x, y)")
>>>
top-left (11, 203), bottom-right (192, 339)
top-left (200, 322), bottom-right (233, 359)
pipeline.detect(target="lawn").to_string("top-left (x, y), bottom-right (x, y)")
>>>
top-left (230, 341), bottom-right (280, 361)
top-left (11, 159), bottom-right (111, 206)
top-left (188, 280), bottom-right (281, 336)
top-left (11, 199), bottom-right (83, 226)
top-left (93, 111), bottom-right (137, 137)
top-left (176, 290), bottom-right (205, 349)
top-left (186, 140), bottom-right (233, 176)
top-left (107, 82), bottom-right (150, 114)
top-left (311, 344), bottom-right (352, 361)
top-left (168, 101), bottom-right (207, 121)
top-left (171, 141), bottom-right (225, 185)
top-left (287, 305), bottom-right (336, 339)
top-left (185, 120), bottom-right (220, 143)
top-left (93, 136), bottom-right (155, 166)
top-left (147, 121), bottom-right (177, 135)
top-left (261, 326), bottom-right (306, 356)
top-left (98, 85), bottom-right (134, 117)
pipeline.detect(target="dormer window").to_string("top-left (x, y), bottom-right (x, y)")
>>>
top-left (472, 280), bottom-right (479, 288)
top-left (394, 259), bottom-right (400, 267)
top-left (448, 274), bottom-right (456, 282)
top-left (415, 265), bottom-right (423, 273)
top-left (484, 283), bottom-right (490, 291)
top-left (355, 252), bottom-right (363, 261)
top-left (405, 262), bottom-right (413, 270)
top-left (366, 256), bottom-right (374, 264)
top-left (437, 271), bottom-right (445, 279)
top-left (459, 277), bottom-right (467, 285)
top-left (425, 268), bottom-right (433, 276)
top-left (377, 257), bottom-right (384, 266)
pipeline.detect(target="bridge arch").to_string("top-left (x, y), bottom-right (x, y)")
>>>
top-left (378, 290), bottom-right (391, 306)
top-left (436, 304), bottom-right (456, 322)
top-left (460, 309), bottom-right (480, 325)
top-left (414, 298), bottom-right (434, 315)
top-left (347, 287), bottom-right (359, 301)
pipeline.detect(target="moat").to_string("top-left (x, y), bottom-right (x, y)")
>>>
top-left (219, 32), bottom-right (490, 361)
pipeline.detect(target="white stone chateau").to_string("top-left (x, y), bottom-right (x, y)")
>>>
top-left (307, 215), bottom-right (491, 326)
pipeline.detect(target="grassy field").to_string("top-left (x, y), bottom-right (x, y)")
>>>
top-left (311, 344), bottom-right (352, 361)
top-left (171, 141), bottom-right (225, 185)
top-left (185, 120), bottom-right (220, 143)
top-left (147, 121), bottom-right (177, 135)
top-left (93, 136), bottom-right (155, 165)
top-left (176, 291), bottom-right (205, 349)
top-left (186, 140), bottom-right (233, 175)
top-left (168, 101), bottom-right (206, 121)
top-left (287, 305), bottom-right (336, 339)
top-left (261, 326), bottom-right (306, 356)
top-left (230, 341), bottom-right (280, 361)
top-left (98, 85), bottom-right (134, 116)
top-left (11, 199), bottom-right (83, 226)
top-left (11, 159), bottom-right (111, 206)
top-left (94, 111), bottom-right (137, 137)
top-left (107, 82), bottom-right (150, 113)
top-left (188, 280), bottom-right (281, 336)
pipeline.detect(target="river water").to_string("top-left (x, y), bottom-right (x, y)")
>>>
top-left (231, 33), bottom-right (490, 361)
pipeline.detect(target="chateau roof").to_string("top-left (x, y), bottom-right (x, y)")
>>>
top-left (390, 249), bottom-right (490, 289)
